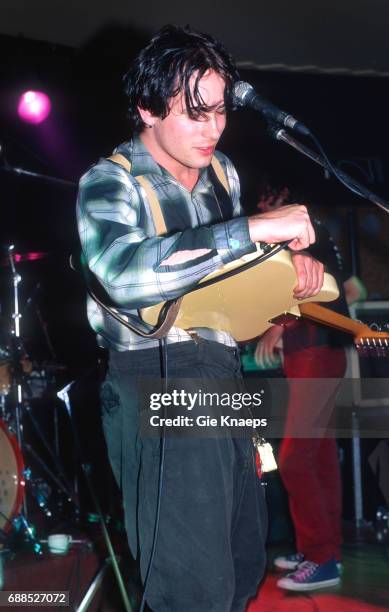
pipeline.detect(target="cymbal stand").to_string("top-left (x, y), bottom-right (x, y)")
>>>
top-left (7, 245), bottom-right (42, 553)
top-left (7, 247), bottom-right (80, 529)
top-left (8, 247), bottom-right (24, 473)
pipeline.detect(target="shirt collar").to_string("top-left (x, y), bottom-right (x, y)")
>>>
top-left (115, 135), bottom-right (163, 178)
top-left (115, 134), bottom-right (210, 191)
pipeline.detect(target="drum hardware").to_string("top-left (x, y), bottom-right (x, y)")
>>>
top-left (8, 245), bottom-right (28, 519)
top-left (0, 418), bottom-right (42, 553)
top-left (23, 402), bottom-right (76, 500)
top-left (23, 442), bottom-right (79, 512)
top-left (11, 513), bottom-right (43, 555)
top-left (23, 474), bottom-right (52, 518)
top-left (0, 246), bottom-right (79, 554)
top-left (0, 419), bottom-right (25, 534)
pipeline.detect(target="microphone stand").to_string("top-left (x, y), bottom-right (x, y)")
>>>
top-left (0, 153), bottom-right (76, 189)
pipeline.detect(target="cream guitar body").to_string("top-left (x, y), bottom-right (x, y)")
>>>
top-left (141, 245), bottom-right (340, 342)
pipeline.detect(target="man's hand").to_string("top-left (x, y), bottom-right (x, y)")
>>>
top-left (291, 252), bottom-right (324, 299)
top-left (248, 204), bottom-right (315, 250)
top-left (254, 325), bottom-right (284, 369)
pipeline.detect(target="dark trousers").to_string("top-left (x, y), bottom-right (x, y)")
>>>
top-left (101, 339), bottom-right (267, 612)
top-left (280, 345), bottom-right (346, 563)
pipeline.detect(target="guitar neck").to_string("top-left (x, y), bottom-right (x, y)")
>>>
top-left (299, 302), bottom-right (371, 337)
top-left (299, 302), bottom-right (389, 351)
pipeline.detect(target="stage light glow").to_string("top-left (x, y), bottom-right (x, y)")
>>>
top-left (17, 90), bottom-right (51, 124)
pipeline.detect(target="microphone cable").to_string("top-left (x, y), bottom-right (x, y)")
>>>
top-left (139, 336), bottom-right (168, 612)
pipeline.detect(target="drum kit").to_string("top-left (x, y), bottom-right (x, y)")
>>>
top-left (0, 245), bottom-right (78, 551)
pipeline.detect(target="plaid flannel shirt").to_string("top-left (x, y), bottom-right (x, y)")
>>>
top-left (76, 136), bottom-right (256, 350)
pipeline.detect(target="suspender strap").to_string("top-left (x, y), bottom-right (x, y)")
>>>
top-left (135, 175), bottom-right (167, 235)
top-left (107, 152), bottom-right (132, 173)
top-left (83, 152), bottom-right (177, 337)
top-left (108, 153), bottom-right (167, 235)
top-left (211, 156), bottom-right (230, 195)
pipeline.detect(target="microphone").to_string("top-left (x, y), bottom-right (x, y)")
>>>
top-left (232, 81), bottom-right (311, 137)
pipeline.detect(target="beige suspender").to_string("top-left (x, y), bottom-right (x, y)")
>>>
top-left (210, 156), bottom-right (230, 196)
top-left (136, 175), bottom-right (167, 235)
top-left (108, 153), bottom-right (167, 235)
top-left (107, 152), bottom-right (132, 173)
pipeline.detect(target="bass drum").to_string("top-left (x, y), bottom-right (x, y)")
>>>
top-left (0, 420), bottom-right (25, 532)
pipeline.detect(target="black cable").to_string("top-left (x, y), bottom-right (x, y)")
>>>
top-left (309, 132), bottom-right (371, 201)
top-left (139, 337), bottom-right (168, 612)
top-left (307, 130), bottom-right (389, 214)
top-left (271, 122), bottom-right (389, 214)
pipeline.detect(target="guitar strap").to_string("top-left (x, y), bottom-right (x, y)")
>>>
top-left (77, 152), bottom-right (231, 338)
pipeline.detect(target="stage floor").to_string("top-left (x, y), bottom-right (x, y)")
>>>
top-left (2, 540), bottom-right (388, 611)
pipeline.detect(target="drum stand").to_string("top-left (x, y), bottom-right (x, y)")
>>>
top-left (6, 246), bottom-right (79, 552)
top-left (4, 246), bottom-right (40, 550)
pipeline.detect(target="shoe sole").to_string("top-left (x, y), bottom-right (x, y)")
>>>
top-left (274, 562), bottom-right (301, 571)
top-left (277, 577), bottom-right (341, 591)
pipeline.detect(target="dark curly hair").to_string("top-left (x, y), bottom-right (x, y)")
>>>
top-left (123, 24), bottom-right (239, 133)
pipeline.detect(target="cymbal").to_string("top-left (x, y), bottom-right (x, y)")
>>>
top-left (1, 251), bottom-right (49, 266)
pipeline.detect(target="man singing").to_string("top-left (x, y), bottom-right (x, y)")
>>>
top-left (77, 24), bottom-right (324, 612)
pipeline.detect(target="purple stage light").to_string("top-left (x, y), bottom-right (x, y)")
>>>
top-left (17, 90), bottom-right (51, 124)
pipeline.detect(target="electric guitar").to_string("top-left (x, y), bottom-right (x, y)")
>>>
top-left (141, 244), bottom-right (389, 349)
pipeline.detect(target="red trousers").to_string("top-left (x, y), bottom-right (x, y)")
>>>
top-left (280, 345), bottom-right (346, 563)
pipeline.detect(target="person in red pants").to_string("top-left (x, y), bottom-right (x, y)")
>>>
top-left (255, 185), bottom-right (365, 591)
top-left (258, 325), bottom-right (346, 590)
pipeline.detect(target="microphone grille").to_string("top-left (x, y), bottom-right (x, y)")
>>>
top-left (232, 81), bottom-right (253, 106)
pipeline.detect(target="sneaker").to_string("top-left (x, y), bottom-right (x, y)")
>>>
top-left (273, 552), bottom-right (305, 570)
top-left (277, 559), bottom-right (341, 591)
